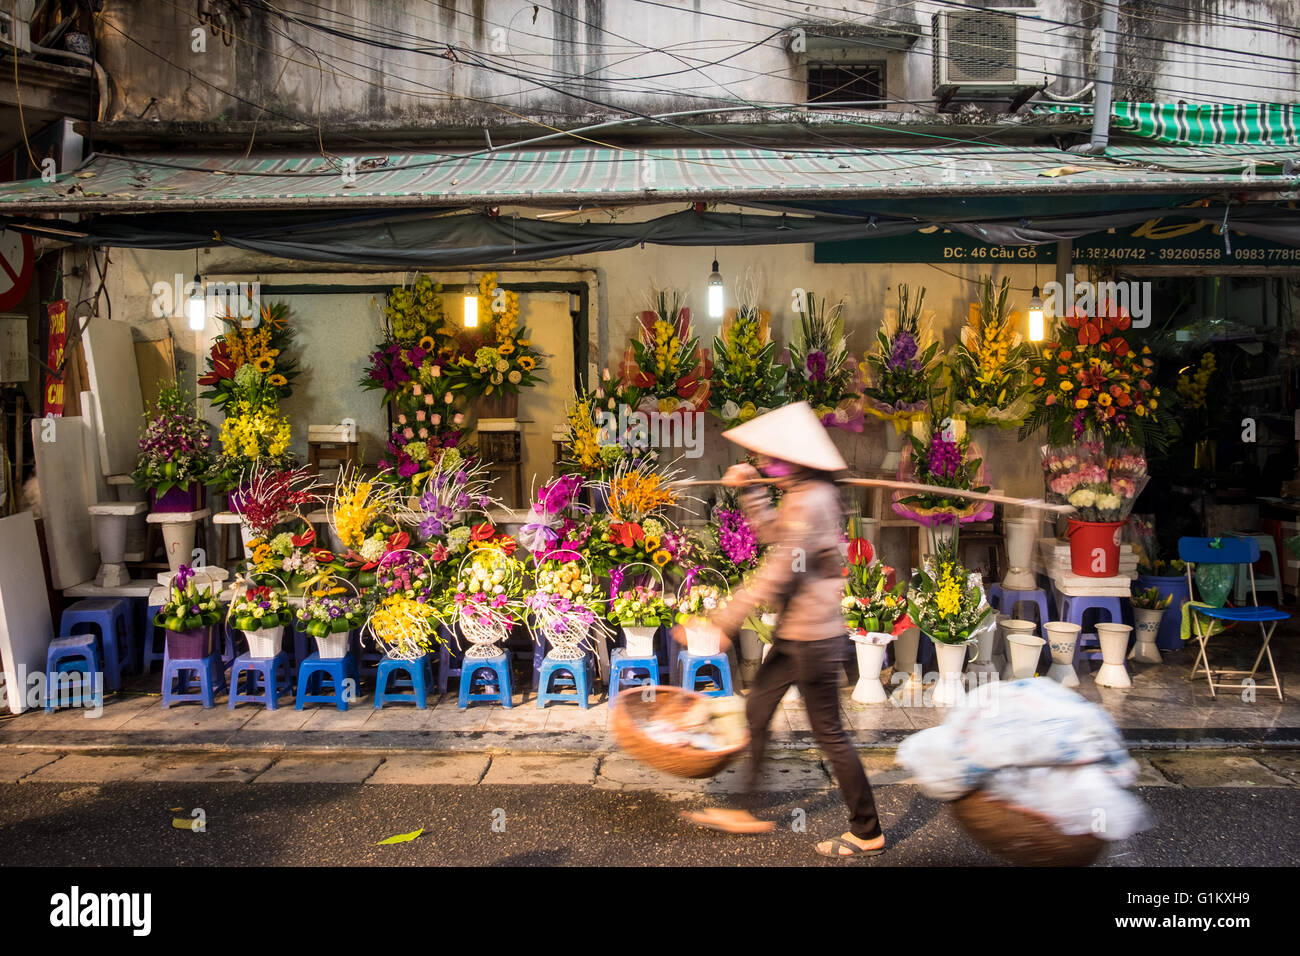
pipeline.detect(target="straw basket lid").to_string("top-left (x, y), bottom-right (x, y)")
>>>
top-left (720, 401), bottom-right (847, 472)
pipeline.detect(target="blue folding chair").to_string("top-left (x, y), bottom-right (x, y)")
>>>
top-left (1178, 536), bottom-right (1288, 700)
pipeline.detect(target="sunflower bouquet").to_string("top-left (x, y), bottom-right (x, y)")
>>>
top-left (445, 273), bottom-right (546, 400)
top-left (620, 288), bottom-right (711, 413)
top-left (710, 271), bottom-right (788, 428)
top-left (949, 276), bottom-right (1033, 428)
top-left (861, 284), bottom-right (943, 432)
top-left (1023, 298), bottom-right (1168, 449)
top-left (907, 559), bottom-right (992, 646)
top-left (199, 302), bottom-right (299, 408)
top-left (786, 291), bottom-right (859, 429)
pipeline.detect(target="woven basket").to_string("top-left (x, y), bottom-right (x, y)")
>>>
top-left (950, 789), bottom-right (1106, 867)
top-left (609, 686), bottom-right (748, 779)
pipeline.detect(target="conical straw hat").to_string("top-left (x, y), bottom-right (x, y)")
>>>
top-left (721, 402), bottom-right (848, 471)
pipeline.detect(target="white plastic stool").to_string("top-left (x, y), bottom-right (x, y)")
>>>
top-left (1232, 533), bottom-right (1283, 605)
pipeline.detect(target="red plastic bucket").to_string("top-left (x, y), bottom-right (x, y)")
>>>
top-left (1066, 520), bottom-right (1126, 577)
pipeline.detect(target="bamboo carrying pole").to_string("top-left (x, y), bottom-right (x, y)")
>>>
top-left (671, 476), bottom-right (1073, 515)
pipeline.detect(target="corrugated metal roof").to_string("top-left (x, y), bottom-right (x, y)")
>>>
top-left (0, 144), bottom-right (1295, 213)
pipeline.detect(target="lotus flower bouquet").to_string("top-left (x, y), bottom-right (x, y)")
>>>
top-left (861, 284), bottom-right (942, 431)
top-left (785, 291), bottom-right (859, 429)
top-left (152, 564), bottom-right (222, 634)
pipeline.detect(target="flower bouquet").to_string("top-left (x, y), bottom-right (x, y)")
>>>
top-left (706, 494), bottom-right (761, 585)
top-left (893, 403), bottom-right (992, 547)
top-left (1043, 439), bottom-right (1148, 576)
top-left (842, 540), bottom-right (909, 639)
top-left (227, 582), bottom-right (295, 658)
top-left (366, 592), bottom-right (446, 661)
top-left (445, 547), bottom-right (526, 658)
top-left (327, 466), bottom-right (404, 576)
top-left (785, 291), bottom-right (860, 429)
top-left (395, 448), bottom-right (499, 540)
top-left (199, 302), bottom-right (299, 408)
top-left (949, 276), bottom-right (1033, 428)
top-left (378, 388), bottom-right (465, 487)
top-left (1023, 298), bottom-right (1169, 450)
top-left (132, 382), bottom-right (214, 511)
top-left (674, 570), bottom-right (730, 655)
top-left (516, 474), bottom-right (589, 558)
top-left (907, 558), bottom-right (992, 647)
top-left (297, 580), bottom-right (365, 657)
top-left (588, 459), bottom-right (693, 575)
top-left (245, 524), bottom-right (345, 595)
top-left (526, 553), bottom-right (607, 660)
top-left (710, 271), bottom-right (788, 428)
top-left (861, 284), bottom-right (943, 432)
top-left (619, 288), bottom-right (710, 414)
top-left (152, 564), bottom-right (222, 658)
top-left (228, 464), bottom-right (319, 544)
top-left (446, 273), bottom-right (546, 409)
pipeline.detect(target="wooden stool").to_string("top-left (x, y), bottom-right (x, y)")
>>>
top-left (307, 425), bottom-right (358, 476)
top-left (478, 419), bottom-right (524, 508)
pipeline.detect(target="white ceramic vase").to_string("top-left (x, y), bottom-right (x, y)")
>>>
top-left (243, 625), bottom-right (283, 659)
top-left (1043, 621), bottom-right (1081, 688)
top-left (890, 626), bottom-right (923, 703)
top-left (850, 633), bottom-right (891, 704)
top-left (881, 426), bottom-right (904, 472)
top-left (738, 627), bottom-right (763, 683)
top-left (1132, 608), bottom-right (1164, 665)
top-left (160, 519), bottom-right (197, 574)
top-left (1002, 517), bottom-right (1040, 590)
top-left (1000, 619), bottom-right (1043, 680)
top-left (622, 625), bottom-right (658, 659)
top-left (931, 639), bottom-right (974, 706)
top-left (1095, 623), bottom-right (1134, 688)
top-left (685, 623), bottom-right (721, 656)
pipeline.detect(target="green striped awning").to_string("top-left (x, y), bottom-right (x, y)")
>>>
top-left (0, 143), bottom-right (1295, 214)
top-left (1037, 102), bottom-right (1300, 147)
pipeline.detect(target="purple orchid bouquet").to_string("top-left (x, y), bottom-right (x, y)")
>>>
top-left (893, 403), bottom-right (992, 527)
top-left (862, 285), bottom-right (943, 427)
top-left (396, 448), bottom-right (498, 542)
top-left (784, 291), bottom-right (858, 428)
top-left (707, 503), bottom-right (761, 585)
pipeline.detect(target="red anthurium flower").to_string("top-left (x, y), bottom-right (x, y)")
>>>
top-left (1109, 337), bottom-right (1130, 357)
top-left (198, 342), bottom-right (236, 386)
top-left (493, 534), bottom-right (518, 557)
top-left (291, 528), bottom-right (316, 548)
top-left (1078, 322), bottom-right (1101, 346)
top-left (386, 531), bottom-right (411, 552)
top-left (847, 537), bottom-right (873, 566)
top-left (470, 522), bottom-right (496, 541)
top-left (311, 548), bottom-right (335, 563)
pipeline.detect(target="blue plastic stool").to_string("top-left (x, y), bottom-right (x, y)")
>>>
top-left (162, 654), bottom-right (227, 708)
top-left (61, 597), bottom-right (132, 691)
top-left (44, 635), bottom-right (102, 712)
top-left (295, 653), bottom-right (359, 711)
top-left (228, 653), bottom-right (289, 709)
top-left (374, 654), bottom-right (433, 709)
top-left (537, 654), bottom-right (593, 708)
top-left (676, 650), bottom-right (734, 697)
top-left (1058, 594), bottom-right (1124, 662)
top-left (351, 630), bottom-right (384, 678)
top-left (458, 653), bottom-right (513, 709)
top-left (608, 647), bottom-right (660, 695)
top-left (143, 603), bottom-right (166, 676)
top-left (987, 584), bottom-right (1053, 628)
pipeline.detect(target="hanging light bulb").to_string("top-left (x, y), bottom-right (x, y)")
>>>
top-left (707, 259), bottom-right (724, 319)
top-left (187, 273), bottom-right (206, 331)
top-left (1027, 285), bottom-right (1045, 343)
top-left (463, 274), bottom-right (478, 328)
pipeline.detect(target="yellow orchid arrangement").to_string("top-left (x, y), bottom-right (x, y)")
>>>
top-left (710, 270), bottom-right (788, 428)
top-left (328, 466), bottom-right (402, 552)
top-left (218, 399), bottom-right (292, 461)
top-left (948, 276), bottom-right (1033, 428)
top-left (367, 593), bottom-right (446, 658)
top-left (447, 273), bottom-right (546, 399)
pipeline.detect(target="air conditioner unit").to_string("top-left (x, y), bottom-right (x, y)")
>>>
top-left (932, 9), bottom-right (1041, 91)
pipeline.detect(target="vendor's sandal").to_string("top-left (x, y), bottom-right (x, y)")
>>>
top-left (680, 808), bottom-right (775, 834)
top-left (815, 835), bottom-right (886, 859)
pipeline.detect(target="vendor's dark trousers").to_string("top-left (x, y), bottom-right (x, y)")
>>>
top-left (741, 635), bottom-right (882, 840)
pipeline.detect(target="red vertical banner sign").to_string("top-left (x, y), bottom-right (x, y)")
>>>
top-left (44, 299), bottom-right (67, 416)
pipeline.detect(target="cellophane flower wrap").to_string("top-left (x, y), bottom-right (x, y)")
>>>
top-left (131, 382), bottom-right (213, 495)
top-left (228, 584), bottom-right (294, 631)
top-left (949, 276), bottom-right (1033, 428)
top-left (517, 474), bottom-right (589, 558)
top-left (297, 582), bottom-right (365, 638)
top-left (620, 288), bottom-right (710, 413)
top-left (229, 464), bottom-right (319, 540)
top-left (1042, 439), bottom-right (1148, 522)
top-left (841, 537), bottom-right (909, 639)
top-left (907, 558), bottom-right (992, 646)
top-left (153, 564), bottom-right (221, 631)
top-left (710, 273), bottom-right (788, 428)
top-left (893, 408), bottom-right (992, 525)
top-left (862, 284), bottom-right (942, 431)
top-left (1023, 297), bottom-right (1168, 449)
top-left (785, 291), bottom-right (860, 430)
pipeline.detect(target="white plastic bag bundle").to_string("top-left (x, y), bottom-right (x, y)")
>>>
top-left (897, 678), bottom-right (1151, 841)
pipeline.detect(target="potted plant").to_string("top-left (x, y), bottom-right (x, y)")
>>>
top-left (132, 382), bottom-right (214, 512)
top-left (843, 538), bottom-right (910, 704)
top-left (152, 564), bottom-right (222, 658)
top-left (1129, 586), bottom-right (1171, 665)
top-left (907, 558), bottom-right (993, 706)
top-left (1133, 541), bottom-right (1190, 653)
top-left (228, 583), bottom-right (295, 658)
top-left (296, 583), bottom-right (365, 659)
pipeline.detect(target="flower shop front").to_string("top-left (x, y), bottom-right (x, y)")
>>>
top-left (0, 143), bottom-right (1297, 729)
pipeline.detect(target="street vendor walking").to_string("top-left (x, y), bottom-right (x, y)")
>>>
top-left (678, 402), bottom-right (885, 859)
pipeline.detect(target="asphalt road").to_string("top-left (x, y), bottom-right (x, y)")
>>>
top-left (0, 781), bottom-right (1294, 868)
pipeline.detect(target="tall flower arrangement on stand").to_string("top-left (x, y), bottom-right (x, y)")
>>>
top-left (620, 288), bottom-right (711, 413)
top-left (327, 466), bottom-right (405, 585)
top-left (446, 273), bottom-right (547, 404)
top-left (588, 458), bottom-right (696, 576)
top-left (132, 382), bottom-right (214, 504)
top-left (785, 291), bottom-right (860, 429)
top-left (709, 271), bottom-right (788, 428)
top-left (893, 401), bottom-right (992, 554)
top-left (862, 284), bottom-right (943, 434)
top-left (228, 464), bottom-right (319, 541)
top-left (949, 276), bottom-right (1033, 428)
top-left (201, 303), bottom-right (300, 492)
